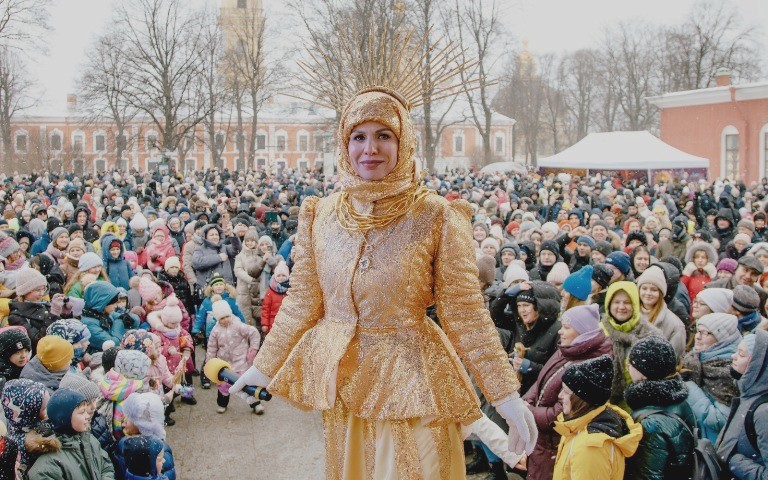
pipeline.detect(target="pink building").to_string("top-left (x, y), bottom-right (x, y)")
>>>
top-left (648, 71), bottom-right (768, 184)
top-left (7, 97), bottom-right (515, 175)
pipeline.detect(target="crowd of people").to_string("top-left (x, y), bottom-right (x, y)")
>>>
top-left (0, 166), bottom-right (765, 479)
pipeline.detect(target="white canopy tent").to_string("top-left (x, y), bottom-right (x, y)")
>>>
top-left (537, 131), bottom-right (709, 173)
top-left (480, 161), bottom-right (527, 174)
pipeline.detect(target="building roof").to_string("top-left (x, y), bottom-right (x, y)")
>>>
top-left (537, 131), bottom-right (709, 170)
top-left (647, 80), bottom-right (768, 109)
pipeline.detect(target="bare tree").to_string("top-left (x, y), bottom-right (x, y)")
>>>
top-left (451, 0), bottom-right (502, 166)
top-left (660, 0), bottom-right (760, 91)
top-left (115, 0), bottom-right (211, 169)
top-left (0, 0), bottom-right (51, 50)
top-left (77, 31), bottom-right (139, 170)
top-left (0, 48), bottom-right (34, 170)
top-left (559, 49), bottom-right (600, 141)
top-left (601, 22), bottom-right (660, 131)
top-left (538, 53), bottom-right (568, 154)
top-left (197, 14), bottom-right (230, 170)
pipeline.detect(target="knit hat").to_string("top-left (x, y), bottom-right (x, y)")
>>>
top-left (717, 258), bottom-right (738, 274)
top-left (738, 219), bottom-right (756, 234)
top-left (0, 328), bottom-right (31, 360)
top-left (46, 319), bottom-right (91, 345)
top-left (561, 355), bottom-right (613, 406)
top-left (274, 261), bottom-right (290, 278)
top-left (732, 285), bottom-right (760, 314)
top-left (594, 240), bottom-right (614, 258)
top-left (516, 289), bottom-right (536, 306)
top-left (123, 392), bottom-right (166, 440)
top-left (592, 264), bottom-right (613, 289)
top-left (123, 435), bottom-right (165, 477)
top-left (605, 251), bottom-right (631, 276)
top-left (108, 239), bottom-right (121, 250)
top-left (540, 240), bottom-right (560, 258)
top-left (36, 335), bottom-right (74, 372)
top-left (207, 273), bottom-right (226, 288)
top-left (163, 256), bottom-right (181, 272)
top-left (78, 252), bottom-right (103, 272)
top-left (734, 233), bottom-right (752, 246)
top-left (697, 313), bottom-right (739, 342)
top-left (160, 297), bottom-right (183, 328)
top-left (138, 277), bottom-right (162, 302)
top-left (212, 299), bottom-right (233, 321)
top-left (743, 334), bottom-right (757, 355)
top-left (50, 227), bottom-right (68, 244)
top-left (635, 266), bottom-right (668, 296)
top-left (576, 236), bottom-right (596, 249)
top-left (67, 237), bottom-right (86, 254)
top-left (562, 304), bottom-right (602, 345)
top-left (546, 262), bottom-right (570, 284)
top-left (59, 372), bottom-right (100, 403)
top-left (738, 255), bottom-right (764, 275)
top-left (480, 237), bottom-right (500, 253)
top-left (130, 212), bottom-right (148, 231)
top-left (629, 336), bottom-right (677, 381)
top-left (476, 254), bottom-right (496, 286)
top-left (14, 268), bottom-right (47, 297)
top-left (696, 288), bottom-right (734, 313)
top-left (115, 350), bottom-right (151, 380)
top-left (503, 264), bottom-right (529, 288)
top-left (120, 329), bottom-right (154, 355)
top-left (47, 388), bottom-right (87, 435)
top-left (0, 234), bottom-right (19, 258)
top-left (563, 265), bottom-right (593, 300)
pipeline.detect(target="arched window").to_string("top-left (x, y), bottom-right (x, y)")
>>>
top-left (72, 131), bottom-right (85, 152)
top-left (94, 131), bottom-right (107, 152)
top-left (297, 130), bottom-right (309, 152)
top-left (50, 130), bottom-right (63, 151)
top-left (453, 130), bottom-right (465, 154)
top-left (495, 133), bottom-right (505, 154)
top-left (14, 130), bottom-right (28, 153)
top-left (94, 158), bottom-right (107, 173)
top-left (275, 130), bottom-right (287, 152)
top-left (721, 125), bottom-right (739, 180)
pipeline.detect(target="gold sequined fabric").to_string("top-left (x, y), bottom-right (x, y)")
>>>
top-left (253, 193), bottom-right (519, 421)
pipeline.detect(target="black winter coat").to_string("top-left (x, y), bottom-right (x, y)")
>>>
top-left (7, 301), bottom-right (61, 354)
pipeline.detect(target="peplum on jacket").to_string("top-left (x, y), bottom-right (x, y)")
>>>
top-left (253, 192), bottom-right (519, 425)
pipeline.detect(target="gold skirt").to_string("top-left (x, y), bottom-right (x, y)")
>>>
top-left (322, 400), bottom-right (466, 480)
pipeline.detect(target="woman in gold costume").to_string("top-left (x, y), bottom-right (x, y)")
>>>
top-left (230, 86), bottom-right (537, 479)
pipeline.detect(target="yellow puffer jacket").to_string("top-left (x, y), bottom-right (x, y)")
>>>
top-left (553, 403), bottom-right (642, 480)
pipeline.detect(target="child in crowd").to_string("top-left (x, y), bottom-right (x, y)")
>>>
top-left (102, 234), bottom-right (135, 290)
top-left (157, 257), bottom-right (194, 322)
top-left (147, 298), bottom-right (195, 406)
top-left (0, 327), bottom-right (31, 392)
top-left (121, 436), bottom-right (169, 480)
top-left (27, 388), bottom-right (115, 480)
top-left (95, 349), bottom-right (151, 445)
top-left (46, 319), bottom-right (91, 370)
top-left (260, 261), bottom-right (290, 334)
top-left (117, 392), bottom-right (176, 480)
top-left (20, 335), bottom-right (74, 392)
top-left (206, 298), bottom-right (262, 414)
top-left (1, 378), bottom-right (50, 477)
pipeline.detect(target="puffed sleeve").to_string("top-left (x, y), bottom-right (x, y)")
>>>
top-left (253, 196), bottom-right (324, 377)
top-left (434, 199), bottom-right (519, 403)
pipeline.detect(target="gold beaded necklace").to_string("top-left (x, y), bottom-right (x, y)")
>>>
top-left (335, 185), bottom-right (433, 233)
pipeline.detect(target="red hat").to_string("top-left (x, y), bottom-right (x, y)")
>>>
top-left (505, 221), bottom-right (520, 233)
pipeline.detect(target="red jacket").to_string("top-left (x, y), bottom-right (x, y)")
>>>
top-left (261, 287), bottom-right (286, 333)
top-left (681, 268), bottom-right (714, 306)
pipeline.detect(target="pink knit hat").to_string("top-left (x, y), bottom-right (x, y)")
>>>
top-left (138, 277), bottom-right (162, 302)
top-left (160, 296), bottom-right (183, 327)
top-left (274, 261), bottom-right (290, 278)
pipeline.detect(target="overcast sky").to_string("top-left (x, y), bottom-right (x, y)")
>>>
top-left (27, 0), bottom-right (767, 115)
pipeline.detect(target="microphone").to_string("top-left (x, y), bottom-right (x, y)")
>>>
top-left (203, 358), bottom-right (272, 401)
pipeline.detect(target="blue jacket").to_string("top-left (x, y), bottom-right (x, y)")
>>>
top-left (115, 436), bottom-right (175, 480)
top-left (101, 234), bottom-right (134, 290)
top-left (30, 233), bottom-right (50, 255)
top-left (82, 281), bottom-right (128, 353)
top-left (193, 292), bottom-right (244, 337)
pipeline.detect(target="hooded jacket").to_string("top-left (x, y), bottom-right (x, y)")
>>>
top-left (552, 404), bottom-right (642, 480)
top-left (7, 301), bottom-right (60, 354)
top-left (26, 430), bottom-right (115, 480)
top-left (101, 234), bottom-right (134, 290)
top-left (190, 224), bottom-right (237, 289)
top-left (717, 329), bottom-right (768, 479)
top-left (601, 282), bottom-right (663, 408)
top-left (1, 378), bottom-right (48, 468)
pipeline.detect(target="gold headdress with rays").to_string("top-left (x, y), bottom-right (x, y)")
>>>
top-left (293, 21), bottom-right (479, 113)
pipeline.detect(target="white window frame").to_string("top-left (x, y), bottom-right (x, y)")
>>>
top-left (72, 130), bottom-right (85, 152)
top-left (297, 129), bottom-right (309, 152)
top-left (720, 125), bottom-right (739, 180)
top-left (94, 158), bottom-right (107, 173)
top-left (760, 124), bottom-right (768, 180)
top-left (93, 130), bottom-right (107, 152)
top-left (14, 129), bottom-right (28, 153)
top-left (453, 130), bottom-right (465, 155)
top-left (49, 129), bottom-right (63, 152)
top-left (184, 158), bottom-right (196, 171)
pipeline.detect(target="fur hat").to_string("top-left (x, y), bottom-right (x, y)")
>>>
top-left (163, 256), bottom-right (181, 272)
top-left (732, 285), bottom-right (760, 314)
top-left (78, 252), bottom-right (103, 272)
top-left (475, 254), bottom-right (496, 287)
top-left (697, 313), bottom-right (739, 342)
top-left (629, 336), bottom-right (677, 381)
top-left (562, 355), bottom-right (613, 406)
top-left (36, 335), bottom-right (74, 372)
top-left (138, 277), bottom-right (162, 302)
top-left (696, 288), bottom-right (734, 313)
top-left (212, 299), bottom-right (233, 321)
top-left (636, 266), bottom-right (668, 296)
top-left (14, 268), bottom-right (47, 297)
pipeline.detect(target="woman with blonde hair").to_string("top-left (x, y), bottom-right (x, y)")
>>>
top-left (635, 265), bottom-right (687, 360)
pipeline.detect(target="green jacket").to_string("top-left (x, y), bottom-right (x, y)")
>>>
top-left (27, 430), bottom-right (115, 480)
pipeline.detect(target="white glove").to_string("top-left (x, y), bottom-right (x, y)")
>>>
top-left (228, 366), bottom-right (271, 397)
top-left (493, 393), bottom-right (537, 455)
top-left (702, 263), bottom-right (717, 279)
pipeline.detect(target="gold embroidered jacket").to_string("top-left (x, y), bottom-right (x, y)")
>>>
top-left (253, 193), bottom-right (519, 424)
